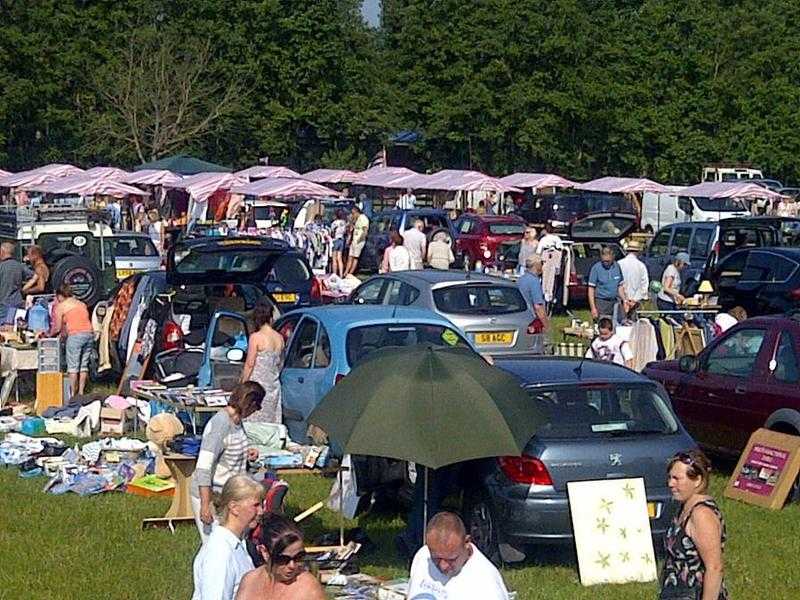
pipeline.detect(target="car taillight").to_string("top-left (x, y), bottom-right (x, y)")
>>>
top-left (163, 321), bottom-right (184, 351)
top-left (528, 318), bottom-right (544, 334)
top-left (498, 456), bottom-right (553, 486)
top-left (790, 288), bottom-right (800, 301)
top-left (569, 270), bottom-right (578, 286)
top-left (311, 277), bottom-right (322, 302)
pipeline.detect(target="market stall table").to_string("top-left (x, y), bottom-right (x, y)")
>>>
top-left (129, 384), bottom-right (226, 434)
top-left (0, 344), bottom-right (38, 407)
top-left (142, 453), bottom-right (197, 529)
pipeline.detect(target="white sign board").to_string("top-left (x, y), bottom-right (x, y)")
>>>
top-left (567, 477), bottom-right (658, 586)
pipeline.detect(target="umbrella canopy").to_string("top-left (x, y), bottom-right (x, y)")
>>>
top-left (133, 154), bottom-right (230, 175)
top-left (165, 172), bottom-right (246, 202)
top-left (674, 181), bottom-right (785, 201)
top-left (576, 176), bottom-right (670, 194)
top-left (121, 169), bottom-right (182, 186)
top-left (0, 164), bottom-right (84, 189)
top-left (302, 168), bottom-right (364, 184)
top-left (499, 172), bottom-right (577, 190)
top-left (452, 176), bottom-right (522, 194)
top-left (232, 177), bottom-right (340, 198)
top-left (37, 174), bottom-right (149, 198)
top-left (308, 345), bottom-right (546, 469)
top-left (355, 166), bottom-right (420, 188)
top-left (236, 165), bottom-right (302, 180)
top-left (82, 166), bottom-right (129, 181)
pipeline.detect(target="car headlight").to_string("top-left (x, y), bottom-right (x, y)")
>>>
top-left (483, 249), bottom-right (492, 259)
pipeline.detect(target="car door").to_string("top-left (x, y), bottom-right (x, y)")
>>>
top-left (351, 278), bottom-right (389, 305)
top-left (679, 326), bottom-right (771, 453)
top-left (644, 227), bottom-right (672, 281)
top-left (197, 311), bottom-right (249, 391)
top-left (280, 316), bottom-right (333, 442)
top-left (747, 329), bottom-right (800, 450)
top-left (456, 216), bottom-right (477, 261)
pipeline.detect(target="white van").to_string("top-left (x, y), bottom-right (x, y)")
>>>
top-left (641, 186), bottom-right (750, 232)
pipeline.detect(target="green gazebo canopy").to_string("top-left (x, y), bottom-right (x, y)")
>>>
top-left (133, 154), bottom-right (231, 175)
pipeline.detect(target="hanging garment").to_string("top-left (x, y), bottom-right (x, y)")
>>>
top-left (109, 278), bottom-right (136, 341)
top-left (629, 319), bottom-right (658, 372)
top-left (542, 249), bottom-right (562, 302)
top-left (659, 319), bottom-right (676, 360)
top-left (650, 318), bottom-right (666, 360)
top-left (97, 303), bottom-right (116, 372)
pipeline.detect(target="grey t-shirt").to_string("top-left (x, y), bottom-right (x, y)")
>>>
top-left (0, 258), bottom-right (34, 309)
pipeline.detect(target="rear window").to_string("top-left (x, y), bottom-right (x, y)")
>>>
top-left (272, 255), bottom-right (310, 285)
top-left (488, 223), bottom-right (525, 235)
top-left (571, 216), bottom-right (633, 239)
top-left (114, 236), bottom-right (158, 257)
top-left (175, 249), bottom-right (273, 274)
top-left (346, 324), bottom-right (470, 366)
top-left (433, 285), bottom-right (527, 315)
top-left (694, 197), bottom-right (746, 211)
top-left (370, 215), bottom-right (399, 234)
top-left (527, 385), bottom-right (678, 439)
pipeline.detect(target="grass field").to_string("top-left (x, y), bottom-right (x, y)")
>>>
top-left (2, 307), bottom-right (800, 598)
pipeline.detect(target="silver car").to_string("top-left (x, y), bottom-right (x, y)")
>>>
top-left (112, 232), bottom-right (161, 281)
top-left (350, 270), bottom-right (538, 355)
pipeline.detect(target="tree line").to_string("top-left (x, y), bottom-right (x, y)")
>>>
top-left (1, 0), bottom-right (799, 185)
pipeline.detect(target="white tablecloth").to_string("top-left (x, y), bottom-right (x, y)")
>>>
top-left (0, 345), bottom-right (38, 377)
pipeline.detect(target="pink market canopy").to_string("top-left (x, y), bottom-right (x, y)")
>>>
top-left (236, 165), bottom-right (302, 180)
top-left (673, 181), bottom-right (785, 201)
top-left (37, 174), bottom-right (149, 198)
top-left (355, 166), bottom-right (419, 188)
top-left (499, 173), bottom-right (577, 189)
top-left (232, 177), bottom-right (340, 198)
top-left (0, 164), bottom-right (84, 189)
top-left (0, 169), bottom-right (11, 178)
top-left (82, 166), bottom-right (129, 181)
top-left (165, 172), bottom-right (247, 202)
top-left (576, 176), bottom-right (670, 194)
top-left (121, 169), bottom-right (183, 186)
top-left (452, 176), bottom-right (522, 194)
top-left (403, 169), bottom-right (484, 191)
top-left (302, 168), bottom-right (363, 184)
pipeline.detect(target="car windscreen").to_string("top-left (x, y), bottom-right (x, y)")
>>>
top-left (433, 284), bottom-right (527, 315)
top-left (174, 248), bottom-right (310, 284)
top-left (346, 324), bottom-right (470, 367)
top-left (488, 223), bottom-right (525, 235)
top-left (693, 196), bottom-right (747, 211)
top-left (526, 384), bottom-right (678, 439)
top-left (114, 236), bottom-right (158, 257)
top-left (369, 215), bottom-right (398, 234)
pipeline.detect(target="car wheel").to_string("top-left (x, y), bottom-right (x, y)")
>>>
top-left (464, 490), bottom-right (500, 564)
top-left (50, 255), bottom-right (103, 307)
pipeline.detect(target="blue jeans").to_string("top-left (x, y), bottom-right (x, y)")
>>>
top-left (400, 463), bottom-right (461, 554)
top-left (66, 332), bottom-right (94, 374)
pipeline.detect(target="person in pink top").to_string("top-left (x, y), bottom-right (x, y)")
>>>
top-left (51, 284), bottom-right (94, 395)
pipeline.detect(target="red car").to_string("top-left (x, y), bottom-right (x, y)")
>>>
top-left (643, 315), bottom-right (800, 463)
top-left (454, 214), bottom-right (525, 268)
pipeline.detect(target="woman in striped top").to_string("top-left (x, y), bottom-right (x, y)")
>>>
top-left (191, 381), bottom-right (265, 543)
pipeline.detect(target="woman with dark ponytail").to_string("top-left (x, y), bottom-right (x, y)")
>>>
top-left (235, 513), bottom-right (325, 599)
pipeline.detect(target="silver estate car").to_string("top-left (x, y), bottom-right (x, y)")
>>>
top-left (350, 270), bottom-right (539, 355)
top-left (112, 232), bottom-right (161, 281)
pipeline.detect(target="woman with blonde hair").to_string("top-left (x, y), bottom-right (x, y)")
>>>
top-left (192, 474), bottom-right (265, 600)
top-left (236, 513), bottom-right (325, 599)
top-left (660, 449), bottom-right (728, 599)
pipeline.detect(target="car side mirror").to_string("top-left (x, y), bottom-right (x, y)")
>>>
top-left (678, 355), bottom-right (698, 373)
top-left (226, 348), bottom-right (245, 362)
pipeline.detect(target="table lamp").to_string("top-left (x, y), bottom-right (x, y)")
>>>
top-left (698, 280), bottom-right (714, 294)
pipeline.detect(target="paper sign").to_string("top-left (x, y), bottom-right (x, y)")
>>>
top-left (567, 477), bottom-right (657, 586)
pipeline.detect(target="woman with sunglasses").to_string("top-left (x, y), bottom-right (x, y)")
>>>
top-left (660, 450), bottom-right (728, 600)
top-left (236, 513), bottom-right (325, 599)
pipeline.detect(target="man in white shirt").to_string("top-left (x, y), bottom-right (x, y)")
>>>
top-left (402, 219), bottom-right (427, 270)
top-left (535, 223), bottom-right (563, 254)
top-left (586, 317), bottom-right (634, 368)
top-left (617, 240), bottom-right (649, 322)
top-left (396, 188), bottom-right (417, 210)
top-left (407, 512), bottom-right (509, 600)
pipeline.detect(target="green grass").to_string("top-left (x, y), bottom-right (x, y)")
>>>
top-left (1, 466), bottom-right (799, 599)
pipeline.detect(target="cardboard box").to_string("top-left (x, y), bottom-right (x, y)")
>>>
top-left (100, 407), bottom-right (133, 435)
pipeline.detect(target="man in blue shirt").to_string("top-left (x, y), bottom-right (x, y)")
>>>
top-left (588, 246), bottom-right (627, 321)
top-left (518, 255), bottom-right (548, 335)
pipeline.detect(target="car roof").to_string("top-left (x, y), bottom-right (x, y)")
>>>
top-left (370, 270), bottom-right (513, 287)
top-left (728, 314), bottom-right (800, 329)
top-left (720, 246), bottom-right (800, 260)
top-left (494, 356), bottom-right (652, 387)
top-left (281, 305), bottom-right (459, 326)
top-left (463, 214), bottom-right (523, 222)
top-left (176, 235), bottom-right (292, 252)
top-left (113, 231), bottom-right (151, 238)
top-left (376, 208), bottom-right (448, 216)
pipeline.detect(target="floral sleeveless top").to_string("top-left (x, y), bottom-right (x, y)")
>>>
top-left (662, 498), bottom-right (728, 599)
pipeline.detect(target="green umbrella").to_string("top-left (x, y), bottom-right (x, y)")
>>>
top-left (308, 344), bottom-right (547, 470)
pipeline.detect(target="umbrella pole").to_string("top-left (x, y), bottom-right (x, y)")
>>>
top-left (338, 466), bottom-right (344, 548)
top-left (423, 465), bottom-right (429, 534)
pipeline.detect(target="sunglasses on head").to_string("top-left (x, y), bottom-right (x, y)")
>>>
top-left (674, 452), bottom-right (696, 468)
top-left (272, 550), bottom-right (307, 566)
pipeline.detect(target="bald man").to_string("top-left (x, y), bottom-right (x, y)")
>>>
top-left (0, 242), bottom-right (36, 324)
top-left (407, 512), bottom-right (509, 599)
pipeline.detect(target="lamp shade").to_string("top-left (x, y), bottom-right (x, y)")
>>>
top-left (698, 280), bottom-right (714, 294)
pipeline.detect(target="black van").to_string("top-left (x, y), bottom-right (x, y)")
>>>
top-left (512, 192), bottom-right (637, 231)
top-left (642, 220), bottom-right (780, 295)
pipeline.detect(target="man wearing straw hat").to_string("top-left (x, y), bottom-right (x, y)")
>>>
top-left (617, 239), bottom-right (649, 323)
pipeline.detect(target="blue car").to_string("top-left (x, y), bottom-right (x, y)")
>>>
top-left (274, 305), bottom-right (476, 443)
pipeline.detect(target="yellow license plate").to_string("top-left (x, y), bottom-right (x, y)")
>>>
top-left (647, 502), bottom-right (657, 518)
top-left (273, 293), bottom-right (298, 303)
top-left (475, 331), bottom-right (514, 345)
top-left (116, 269), bottom-right (139, 280)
